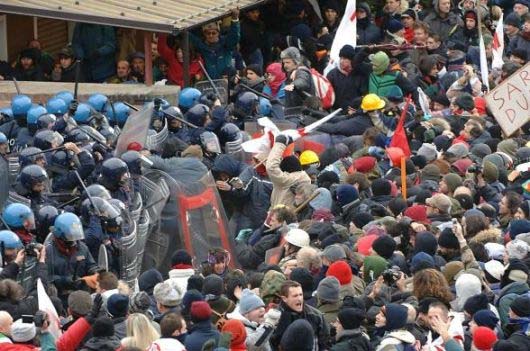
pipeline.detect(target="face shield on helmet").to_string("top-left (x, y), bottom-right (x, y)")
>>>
top-left (200, 131), bottom-right (222, 154)
top-left (53, 212), bottom-right (84, 242)
top-left (34, 130), bottom-right (64, 150)
top-left (19, 164), bottom-right (49, 195)
top-left (82, 197), bottom-right (123, 232)
top-left (84, 184), bottom-right (112, 201)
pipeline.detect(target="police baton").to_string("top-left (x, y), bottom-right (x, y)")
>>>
top-left (122, 101), bottom-right (199, 129)
top-left (73, 60), bottom-right (81, 101)
top-left (239, 83), bottom-right (284, 106)
top-left (12, 78), bottom-right (21, 95)
top-left (198, 61), bottom-right (222, 100)
top-left (73, 170), bottom-right (102, 217)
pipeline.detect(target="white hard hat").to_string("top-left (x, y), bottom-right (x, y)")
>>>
top-left (285, 228), bottom-right (310, 248)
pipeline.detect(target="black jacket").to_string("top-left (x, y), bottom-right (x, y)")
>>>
top-left (331, 329), bottom-right (372, 351)
top-left (80, 335), bottom-right (121, 351)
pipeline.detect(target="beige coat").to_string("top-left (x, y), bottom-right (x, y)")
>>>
top-left (266, 143), bottom-right (311, 209)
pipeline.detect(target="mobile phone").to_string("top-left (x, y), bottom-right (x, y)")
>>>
top-left (21, 315), bottom-right (34, 324)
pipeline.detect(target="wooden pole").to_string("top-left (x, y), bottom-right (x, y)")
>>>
top-left (183, 29), bottom-right (190, 87)
top-left (143, 31), bottom-right (153, 86)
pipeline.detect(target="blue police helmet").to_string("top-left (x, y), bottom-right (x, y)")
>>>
top-left (0, 108), bottom-right (14, 119)
top-left (74, 103), bottom-right (92, 123)
top-left (11, 95), bottom-right (32, 116)
top-left (54, 91), bottom-right (74, 106)
top-left (179, 88), bottom-right (202, 109)
top-left (53, 212), bottom-right (84, 241)
top-left (2, 203), bottom-right (35, 229)
top-left (27, 105), bottom-right (47, 126)
top-left (0, 230), bottom-right (23, 250)
top-left (87, 94), bottom-right (108, 113)
top-left (106, 102), bottom-right (130, 126)
top-left (0, 132), bottom-right (7, 144)
top-left (46, 97), bottom-right (68, 115)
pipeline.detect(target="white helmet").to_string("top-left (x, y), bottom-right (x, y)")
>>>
top-left (285, 228), bottom-right (310, 248)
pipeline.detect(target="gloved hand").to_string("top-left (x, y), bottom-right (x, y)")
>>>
top-left (264, 308), bottom-right (281, 327)
top-left (274, 134), bottom-right (293, 146)
top-left (85, 293), bottom-right (103, 325)
top-left (68, 101), bottom-right (78, 116)
top-left (55, 276), bottom-right (75, 290)
top-left (368, 146), bottom-right (385, 160)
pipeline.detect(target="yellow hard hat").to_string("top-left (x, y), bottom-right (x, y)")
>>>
top-left (361, 93), bottom-right (386, 111)
top-left (299, 150), bottom-right (319, 166)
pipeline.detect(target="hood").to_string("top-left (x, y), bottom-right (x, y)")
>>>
top-left (386, 330), bottom-right (416, 344)
top-left (470, 228), bottom-right (502, 245)
top-left (82, 336), bottom-right (121, 351)
top-left (168, 268), bottom-right (195, 279)
top-left (211, 154), bottom-right (246, 178)
top-left (357, 2), bottom-right (372, 18)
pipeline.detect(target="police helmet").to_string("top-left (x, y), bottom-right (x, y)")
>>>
top-left (2, 203), bottom-right (35, 230)
top-left (87, 94), bottom-right (108, 113)
top-left (19, 165), bottom-right (48, 192)
top-left (53, 212), bottom-right (84, 241)
top-left (46, 97), bottom-right (68, 115)
top-left (0, 230), bottom-right (23, 250)
top-left (11, 95), bottom-right (32, 117)
top-left (179, 87), bottom-right (202, 110)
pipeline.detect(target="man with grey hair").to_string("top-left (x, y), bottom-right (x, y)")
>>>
top-left (280, 47), bottom-right (315, 108)
top-left (0, 311), bottom-right (13, 343)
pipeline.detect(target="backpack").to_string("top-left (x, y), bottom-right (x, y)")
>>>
top-left (211, 300), bottom-right (235, 331)
top-left (296, 67), bottom-right (336, 109)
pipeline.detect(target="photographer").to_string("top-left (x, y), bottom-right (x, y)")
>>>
top-left (469, 161), bottom-right (503, 213)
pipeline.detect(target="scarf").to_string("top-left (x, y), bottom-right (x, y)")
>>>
top-left (171, 263), bottom-right (193, 270)
top-left (265, 63), bottom-right (286, 97)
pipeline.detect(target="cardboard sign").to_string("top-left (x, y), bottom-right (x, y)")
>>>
top-left (486, 62), bottom-right (530, 137)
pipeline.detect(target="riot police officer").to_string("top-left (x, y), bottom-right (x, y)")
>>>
top-left (1, 95), bottom-right (32, 149)
top-left (19, 147), bottom-right (46, 168)
top-left (179, 87), bottom-right (202, 113)
top-left (98, 158), bottom-right (132, 208)
top-left (45, 212), bottom-right (97, 302)
top-left (232, 92), bottom-right (259, 128)
top-left (49, 142), bottom-right (95, 193)
top-left (2, 203), bottom-right (36, 245)
top-left (160, 106), bottom-right (190, 157)
top-left (14, 165), bottom-right (52, 211)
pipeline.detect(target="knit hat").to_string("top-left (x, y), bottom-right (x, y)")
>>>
top-left (138, 268), bottom-right (164, 294)
top-left (411, 252), bottom-right (436, 273)
top-left (426, 193), bottom-right (452, 213)
top-left (433, 135), bottom-right (452, 152)
top-left (11, 319), bottom-right (36, 342)
top-left (422, 164), bottom-right (441, 181)
top-left (154, 282), bottom-right (182, 307)
top-left (506, 239), bottom-right (529, 260)
top-left (482, 161), bottom-right (499, 183)
top-left (371, 178), bottom-right (392, 196)
top-left (317, 276), bottom-right (340, 303)
top-left (353, 156), bottom-right (377, 173)
top-left (455, 274), bottom-right (482, 311)
top-left (19, 48), bottom-right (38, 62)
top-left (129, 291), bottom-right (152, 314)
top-left (370, 51), bottom-right (390, 75)
top-left (384, 303), bottom-right (409, 331)
top-left (280, 319), bottom-right (314, 351)
top-left (171, 249), bottom-right (192, 266)
top-left (473, 326), bottom-right (498, 350)
top-left (484, 260), bottom-right (505, 282)
top-left (455, 93), bottom-right (475, 111)
top-left (387, 19), bottom-right (404, 34)
top-left (497, 139), bottom-right (518, 159)
top-left (401, 9), bottom-right (417, 19)
top-left (202, 21), bottom-right (220, 33)
top-left (280, 155), bottom-right (302, 173)
top-left (182, 289), bottom-right (204, 314)
top-left (67, 290), bottom-right (92, 316)
top-left (290, 268), bottom-right (314, 300)
top-left (92, 317), bottom-right (115, 338)
top-left (515, 0), bottom-right (530, 7)
top-left (310, 188), bottom-right (333, 211)
top-left (452, 158), bottom-right (473, 176)
top-left (239, 289), bottom-right (265, 315)
top-left (372, 235), bottom-right (396, 259)
top-left (323, 0), bottom-right (341, 12)
top-left (338, 308), bottom-right (365, 329)
top-left (336, 184), bottom-right (359, 207)
top-left (191, 301), bottom-right (212, 322)
top-left (260, 270), bottom-right (287, 303)
top-left (505, 12), bottom-right (522, 27)
top-left (246, 64), bottom-right (263, 77)
top-left (363, 255), bottom-right (388, 283)
top-left (339, 45), bottom-right (356, 61)
top-left (107, 293), bottom-right (129, 318)
top-left (414, 231), bottom-right (438, 256)
top-left (327, 260), bottom-right (353, 285)
top-left (187, 274), bottom-right (204, 292)
top-left (443, 174), bottom-right (463, 194)
top-left (509, 219), bottom-right (530, 239)
top-left (403, 205), bottom-right (430, 224)
top-left (280, 47), bottom-right (302, 64)
top-left (473, 309), bottom-right (499, 330)
top-left (510, 295), bottom-right (530, 317)
top-left (322, 244), bottom-right (347, 262)
top-left (203, 274), bottom-right (224, 297)
top-left (438, 228), bottom-right (460, 250)
top-left (443, 261), bottom-right (465, 285)
top-left (352, 212), bottom-right (374, 229)
top-left (222, 319), bottom-right (247, 349)
top-left (470, 144), bottom-right (492, 161)
top-left (463, 293), bottom-right (489, 316)
top-left (418, 143), bottom-right (439, 162)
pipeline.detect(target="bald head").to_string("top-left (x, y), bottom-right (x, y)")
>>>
top-left (0, 311), bottom-right (13, 335)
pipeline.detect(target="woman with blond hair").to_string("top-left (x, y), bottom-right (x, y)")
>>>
top-left (121, 313), bottom-right (160, 350)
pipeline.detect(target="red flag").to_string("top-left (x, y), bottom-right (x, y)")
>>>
top-left (389, 96), bottom-right (412, 157)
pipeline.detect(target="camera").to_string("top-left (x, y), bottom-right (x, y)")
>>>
top-left (25, 243), bottom-right (42, 256)
top-left (468, 164), bottom-right (483, 173)
top-left (34, 310), bottom-right (47, 328)
top-left (382, 268), bottom-right (401, 286)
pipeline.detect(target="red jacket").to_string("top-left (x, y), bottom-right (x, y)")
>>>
top-left (157, 33), bottom-right (203, 87)
top-left (0, 343), bottom-right (38, 351)
top-left (56, 317), bottom-right (91, 351)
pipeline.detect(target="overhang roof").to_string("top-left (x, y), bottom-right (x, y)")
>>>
top-left (0, 0), bottom-right (262, 33)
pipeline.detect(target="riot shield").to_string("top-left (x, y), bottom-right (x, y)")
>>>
top-left (18, 256), bottom-right (38, 293)
top-left (5, 191), bottom-right (31, 208)
top-left (118, 219), bottom-right (138, 287)
top-left (0, 157), bottom-right (9, 210)
top-left (7, 156), bottom-right (19, 186)
top-left (195, 79), bottom-right (229, 105)
top-left (146, 120), bottom-right (168, 153)
top-left (98, 244), bottom-right (109, 272)
top-left (139, 174), bottom-right (170, 222)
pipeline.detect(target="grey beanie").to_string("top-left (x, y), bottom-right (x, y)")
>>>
top-left (154, 282), bottom-right (182, 307)
top-left (239, 288), bottom-right (265, 315)
top-left (317, 276), bottom-right (340, 303)
top-left (280, 47), bottom-right (302, 64)
top-left (321, 244), bottom-right (347, 263)
top-left (506, 239), bottom-right (529, 260)
top-left (11, 319), bottom-right (36, 342)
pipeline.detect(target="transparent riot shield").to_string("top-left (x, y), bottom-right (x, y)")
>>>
top-left (0, 157), bottom-right (9, 209)
top-left (7, 156), bottom-right (19, 186)
top-left (139, 174), bottom-right (170, 222)
top-left (118, 219), bottom-right (138, 287)
top-left (194, 79), bottom-right (229, 105)
top-left (146, 120), bottom-right (168, 154)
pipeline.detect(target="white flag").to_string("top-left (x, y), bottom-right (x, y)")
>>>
top-left (324, 0), bottom-right (357, 75)
top-left (479, 31), bottom-right (490, 92)
top-left (37, 278), bottom-right (62, 339)
top-left (492, 14), bottom-right (505, 70)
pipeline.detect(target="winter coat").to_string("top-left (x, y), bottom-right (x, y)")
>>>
top-left (357, 11), bottom-right (381, 46)
top-left (112, 317), bottom-right (127, 340)
top-left (72, 23), bottom-right (116, 82)
top-left (317, 301), bottom-right (341, 325)
top-left (0, 343), bottom-right (38, 351)
top-left (148, 338), bottom-right (186, 351)
top-left (423, 1), bottom-right (463, 42)
top-left (166, 268), bottom-right (195, 293)
top-left (509, 34), bottom-right (530, 62)
top-left (376, 330), bottom-right (417, 351)
top-left (157, 33), bottom-right (203, 87)
top-left (270, 302), bottom-right (330, 351)
top-left (185, 320), bottom-right (221, 351)
top-left (331, 329), bottom-right (372, 351)
top-left (79, 335), bottom-right (121, 351)
top-left (318, 113), bottom-right (375, 137)
top-left (239, 17), bottom-right (267, 62)
top-left (326, 51), bottom-right (370, 110)
top-left (495, 281), bottom-right (530, 327)
top-left (212, 154), bottom-right (272, 228)
top-left (12, 65), bottom-right (45, 81)
top-left (236, 231), bottom-right (281, 270)
top-left (226, 309), bottom-right (273, 351)
top-left (52, 150), bottom-right (95, 192)
top-left (56, 317), bottom-right (92, 351)
top-left (284, 66), bottom-right (315, 108)
top-left (59, 61), bottom-right (84, 83)
top-left (189, 21), bottom-right (240, 79)
top-left (265, 142), bottom-right (311, 209)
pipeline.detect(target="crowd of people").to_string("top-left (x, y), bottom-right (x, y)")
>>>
top-left (1, 0), bottom-right (530, 351)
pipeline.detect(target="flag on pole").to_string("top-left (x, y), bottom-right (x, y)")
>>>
top-left (324, 0), bottom-right (357, 75)
top-left (479, 31), bottom-right (490, 92)
top-left (389, 95), bottom-right (412, 157)
top-left (37, 278), bottom-right (62, 339)
top-left (492, 13), bottom-right (505, 70)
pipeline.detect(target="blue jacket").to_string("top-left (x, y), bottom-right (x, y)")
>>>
top-left (190, 22), bottom-right (240, 79)
top-left (72, 24), bottom-right (116, 82)
top-left (52, 150), bottom-right (96, 192)
top-left (184, 320), bottom-right (220, 351)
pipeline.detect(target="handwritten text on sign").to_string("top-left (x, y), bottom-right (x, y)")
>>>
top-left (486, 62), bottom-right (530, 137)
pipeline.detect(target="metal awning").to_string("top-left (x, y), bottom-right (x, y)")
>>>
top-left (0, 0), bottom-right (263, 33)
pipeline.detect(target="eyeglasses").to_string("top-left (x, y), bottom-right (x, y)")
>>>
top-left (205, 31), bottom-right (218, 36)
